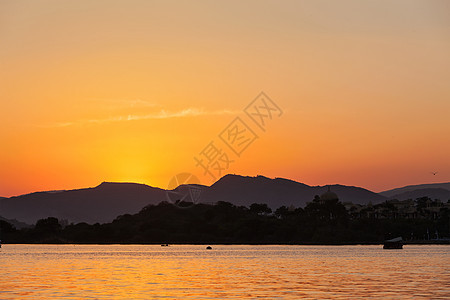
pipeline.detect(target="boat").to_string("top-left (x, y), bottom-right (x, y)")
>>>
top-left (383, 237), bottom-right (403, 249)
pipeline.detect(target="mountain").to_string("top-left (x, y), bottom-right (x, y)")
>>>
top-left (0, 182), bottom-right (166, 224)
top-left (380, 182), bottom-right (450, 198)
top-left (200, 175), bottom-right (386, 209)
top-left (386, 188), bottom-right (450, 202)
top-left (0, 175), bottom-right (387, 224)
top-left (0, 216), bottom-right (32, 229)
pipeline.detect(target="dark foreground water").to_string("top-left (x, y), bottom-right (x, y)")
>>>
top-left (1, 244), bottom-right (449, 299)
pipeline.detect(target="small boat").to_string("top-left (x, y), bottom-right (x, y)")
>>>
top-left (161, 244), bottom-right (169, 247)
top-left (383, 237), bottom-right (403, 249)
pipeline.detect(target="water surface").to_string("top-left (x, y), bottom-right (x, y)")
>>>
top-left (1, 244), bottom-right (449, 299)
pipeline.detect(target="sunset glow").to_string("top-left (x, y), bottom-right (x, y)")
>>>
top-left (1, 0), bottom-right (449, 196)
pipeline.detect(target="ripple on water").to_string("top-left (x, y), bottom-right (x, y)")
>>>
top-left (0, 245), bottom-right (449, 299)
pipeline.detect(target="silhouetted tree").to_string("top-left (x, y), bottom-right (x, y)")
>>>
top-left (35, 217), bottom-right (61, 233)
top-left (274, 206), bottom-right (289, 219)
top-left (0, 220), bottom-right (16, 233)
top-left (305, 197), bottom-right (348, 223)
top-left (250, 203), bottom-right (272, 215)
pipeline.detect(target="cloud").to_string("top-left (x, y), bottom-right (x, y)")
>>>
top-left (143, 108), bottom-right (238, 119)
top-left (41, 108), bottom-right (240, 128)
top-left (86, 98), bottom-right (159, 109)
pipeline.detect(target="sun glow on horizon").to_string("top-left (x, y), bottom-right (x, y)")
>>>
top-left (1, 0), bottom-right (449, 197)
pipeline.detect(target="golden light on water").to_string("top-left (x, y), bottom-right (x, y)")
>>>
top-left (1, 245), bottom-right (449, 299)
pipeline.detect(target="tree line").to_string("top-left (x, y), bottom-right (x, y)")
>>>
top-left (1, 197), bottom-right (449, 244)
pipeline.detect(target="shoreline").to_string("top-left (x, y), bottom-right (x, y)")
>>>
top-left (2, 241), bottom-right (449, 246)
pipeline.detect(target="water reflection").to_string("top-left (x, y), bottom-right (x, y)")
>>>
top-left (0, 245), bottom-right (449, 299)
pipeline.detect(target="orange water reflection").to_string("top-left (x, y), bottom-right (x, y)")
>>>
top-left (1, 245), bottom-right (449, 299)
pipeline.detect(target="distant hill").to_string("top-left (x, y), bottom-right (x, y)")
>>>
top-left (380, 182), bottom-right (450, 198)
top-left (200, 175), bottom-right (386, 209)
top-left (0, 175), bottom-right (387, 225)
top-left (0, 216), bottom-right (31, 229)
top-left (0, 182), bottom-right (166, 224)
top-left (387, 188), bottom-right (450, 202)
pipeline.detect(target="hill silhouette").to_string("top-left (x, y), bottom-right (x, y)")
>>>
top-left (387, 188), bottom-right (450, 202)
top-left (0, 182), bottom-right (166, 224)
top-left (201, 175), bottom-right (386, 209)
top-left (0, 175), bottom-right (389, 225)
top-left (380, 182), bottom-right (450, 198)
top-left (0, 216), bottom-right (31, 229)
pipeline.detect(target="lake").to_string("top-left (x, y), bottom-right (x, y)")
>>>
top-left (1, 244), bottom-right (449, 299)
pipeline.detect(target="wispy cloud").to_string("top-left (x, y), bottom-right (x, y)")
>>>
top-left (40, 108), bottom-right (240, 128)
top-left (86, 97), bottom-right (159, 109)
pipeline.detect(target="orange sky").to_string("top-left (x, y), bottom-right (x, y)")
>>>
top-left (1, 0), bottom-right (449, 197)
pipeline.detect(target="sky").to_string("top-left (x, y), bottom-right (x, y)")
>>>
top-left (1, 0), bottom-right (449, 197)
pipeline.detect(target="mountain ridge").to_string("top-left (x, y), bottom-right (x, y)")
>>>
top-left (380, 182), bottom-right (450, 198)
top-left (2, 175), bottom-right (447, 225)
top-left (387, 188), bottom-right (450, 202)
top-left (1, 182), bottom-right (167, 225)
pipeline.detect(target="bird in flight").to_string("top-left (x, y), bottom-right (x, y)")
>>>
top-left (431, 171), bottom-right (438, 175)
